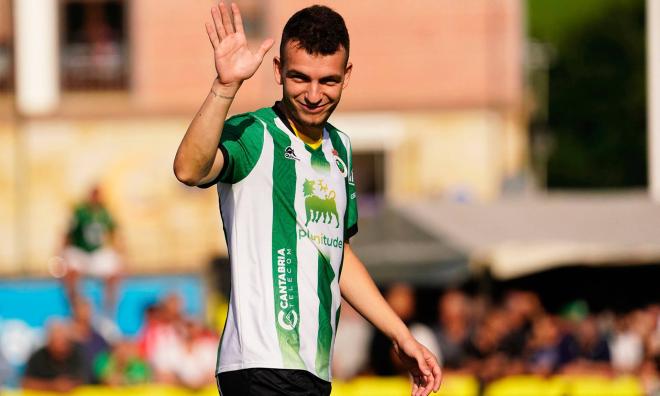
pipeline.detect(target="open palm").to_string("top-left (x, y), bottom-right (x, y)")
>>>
top-left (205, 2), bottom-right (274, 85)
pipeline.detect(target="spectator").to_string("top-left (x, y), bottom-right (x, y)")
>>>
top-left (367, 283), bottom-right (439, 376)
top-left (138, 293), bottom-right (184, 368)
top-left (610, 312), bottom-right (645, 373)
top-left (434, 290), bottom-right (472, 370)
top-left (499, 291), bottom-right (541, 359)
top-left (332, 302), bottom-right (372, 380)
top-left (464, 309), bottom-right (513, 382)
top-left (93, 339), bottom-right (151, 386)
top-left (525, 315), bottom-right (563, 376)
top-left (69, 296), bottom-right (110, 383)
top-left (60, 185), bottom-right (124, 316)
top-left (22, 320), bottom-right (86, 392)
top-left (154, 319), bottom-right (218, 390)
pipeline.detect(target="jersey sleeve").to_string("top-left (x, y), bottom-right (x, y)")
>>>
top-left (344, 143), bottom-right (358, 241)
top-left (198, 114), bottom-right (265, 187)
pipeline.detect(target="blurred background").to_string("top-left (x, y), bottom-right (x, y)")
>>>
top-left (0, 0), bottom-right (659, 395)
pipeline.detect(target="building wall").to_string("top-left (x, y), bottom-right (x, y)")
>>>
top-left (130, 0), bottom-right (522, 113)
top-left (0, 119), bottom-right (225, 275)
top-left (0, 0), bottom-right (527, 274)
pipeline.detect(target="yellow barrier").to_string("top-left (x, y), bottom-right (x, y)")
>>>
top-left (485, 375), bottom-right (644, 396)
top-left (2, 375), bottom-right (643, 396)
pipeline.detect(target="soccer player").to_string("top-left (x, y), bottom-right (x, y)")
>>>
top-left (60, 185), bottom-right (123, 316)
top-left (173, 3), bottom-right (442, 396)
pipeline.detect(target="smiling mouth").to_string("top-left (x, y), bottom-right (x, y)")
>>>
top-left (298, 102), bottom-right (328, 114)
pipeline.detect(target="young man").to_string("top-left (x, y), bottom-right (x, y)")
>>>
top-left (173, 3), bottom-right (442, 396)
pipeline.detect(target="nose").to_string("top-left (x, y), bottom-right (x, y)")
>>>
top-left (305, 82), bottom-right (322, 105)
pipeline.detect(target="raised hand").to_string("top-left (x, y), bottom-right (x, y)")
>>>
top-left (205, 2), bottom-right (274, 86)
top-left (394, 336), bottom-right (442, 396)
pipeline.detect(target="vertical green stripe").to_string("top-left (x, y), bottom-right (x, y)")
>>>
top-left (271, 133), bottom-right (304, 369)
top-left (315, 252), bottom-right (335, 379)
top-left (306, 145), bottom-right (330, 174)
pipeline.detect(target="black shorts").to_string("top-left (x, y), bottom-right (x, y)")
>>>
top-left (216, 368), bottom-right (332, 396)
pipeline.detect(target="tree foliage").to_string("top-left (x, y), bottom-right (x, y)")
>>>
top-left (544, 0), bottom-right (646, 187)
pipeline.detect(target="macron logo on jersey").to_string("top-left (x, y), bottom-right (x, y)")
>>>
top-left (284, 146), bottom-right (299, 161)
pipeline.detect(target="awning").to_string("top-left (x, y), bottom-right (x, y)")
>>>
top-left (399, 191), bottom-right (660, 280)
top-left (350, 206), bottom-right (470, 286)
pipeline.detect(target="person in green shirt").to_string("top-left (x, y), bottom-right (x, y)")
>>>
top-left (60, 185), bottom-right (124, 315)
top-left (94, 339), bottom-right (151, 386)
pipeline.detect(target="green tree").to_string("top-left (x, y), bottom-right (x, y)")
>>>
top-left (543, 0), bottom-right (646, 187)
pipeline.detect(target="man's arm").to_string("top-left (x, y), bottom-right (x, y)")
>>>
top-left (340, 243), bottom-right (441, 396)
top-left (173, 2), bottom-right (273, 186)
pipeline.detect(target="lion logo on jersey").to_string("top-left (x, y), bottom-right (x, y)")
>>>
top-left (303, 179), bottom-right (339, 228)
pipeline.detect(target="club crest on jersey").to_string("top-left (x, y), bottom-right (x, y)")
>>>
top-left (332, 150), bottom-right (348, 177)
top-left (284, 146), bottom-right (299, 161)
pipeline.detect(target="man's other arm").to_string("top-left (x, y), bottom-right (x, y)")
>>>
top-left (340, 243), bottom-right (442, 396)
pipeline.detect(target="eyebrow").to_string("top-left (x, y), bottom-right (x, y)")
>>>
top-left (286, 69), bottom-right (342, 82)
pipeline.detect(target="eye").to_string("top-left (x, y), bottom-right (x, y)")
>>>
top-left (320, 78), bottom-right (341, 86)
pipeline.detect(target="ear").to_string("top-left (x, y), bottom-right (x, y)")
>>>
top-left (273, 56), bottom-right (283, 85)
top-left (342, 62), bottom-right (353, 89)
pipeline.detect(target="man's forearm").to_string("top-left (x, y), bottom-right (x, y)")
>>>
top-left (339, 243), bottom-right (413, 344)
top-left (173, 79), bottom-right (239, 186)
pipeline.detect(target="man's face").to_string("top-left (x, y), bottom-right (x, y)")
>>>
top-left (274, 41), bottom-right (352, 129)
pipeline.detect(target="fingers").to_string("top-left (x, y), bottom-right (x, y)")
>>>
top-left (219, 2), bottom-right (235, 34)
top-left (415, 350), bottom-right (432, 377)
top-left (231, 3), bottom-right (245, 35)
top-left (256, 38), bottom-right (275, 60)
top-left (431, 358), bottom-right (442, 391)
top-left (205, 22), bottom-right (220, 49)
top-left (211, 5), bottom-right (227, 39)
top-left (411, 379), bottom-right (419, 396)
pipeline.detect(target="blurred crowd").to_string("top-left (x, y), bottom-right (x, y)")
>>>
top-left (19, 293), bottom-right (218, 392)
top-left (10, 282), bottom-right (660, 394)
top-left (334, 285), bottom-right (660, 394)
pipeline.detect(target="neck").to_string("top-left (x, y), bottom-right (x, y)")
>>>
top-left (277, 101), bottom-right (323, 142)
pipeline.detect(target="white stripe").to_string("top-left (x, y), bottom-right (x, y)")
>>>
top-left (217, 121), bottom-right (281, 372)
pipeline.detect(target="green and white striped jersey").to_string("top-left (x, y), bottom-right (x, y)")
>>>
top-left (202, 105), bottom-right (358, 381)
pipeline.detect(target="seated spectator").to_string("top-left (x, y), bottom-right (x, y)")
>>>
top-left (464, 309), bottom-right (515, 382)
top-left (22, 320), bottom-right (85, 392)
top-left (367, 283), bottom-right (439, 377)
top-left (434, 290), bottom-right (472, 370)
top-left (93, 339), bottom-right (151, 386)
top-left (153, 319), bottom-right (218, 389)
top-left (499, 291), bottom-right (541, 359)
top-left (525, 315), bottom-right (562, 376)
top-left (69, 296), bottom-right (110, 383)
top-left (610, 312), bottom-right (645, 373)
top-left (137, 293), bottom-right (184, 367)
top-left (332, 301), bottom-right (372, 380)
top-left (560, 315), bottom-right (610, 373)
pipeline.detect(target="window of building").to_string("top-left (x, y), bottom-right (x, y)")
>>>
top-left (353, 151), bottom-right (386, 202)
top-left (238, 0), bottom-right (266, 39)
top-left (0, 0), bottom-right (12, 91)
top-left (60, 0), bottom-right (127, 90)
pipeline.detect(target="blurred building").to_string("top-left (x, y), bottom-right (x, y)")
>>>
top-left (0, 0), bottom-right (526, 275)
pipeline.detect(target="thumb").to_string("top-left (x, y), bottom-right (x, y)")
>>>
top-left (415, 350), bottom-right (432, 377)
top-left (257, 38), bottom-right (275, 60)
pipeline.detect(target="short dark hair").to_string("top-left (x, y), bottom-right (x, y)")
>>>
top-left (280, 5), bottom-right (350, 62)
